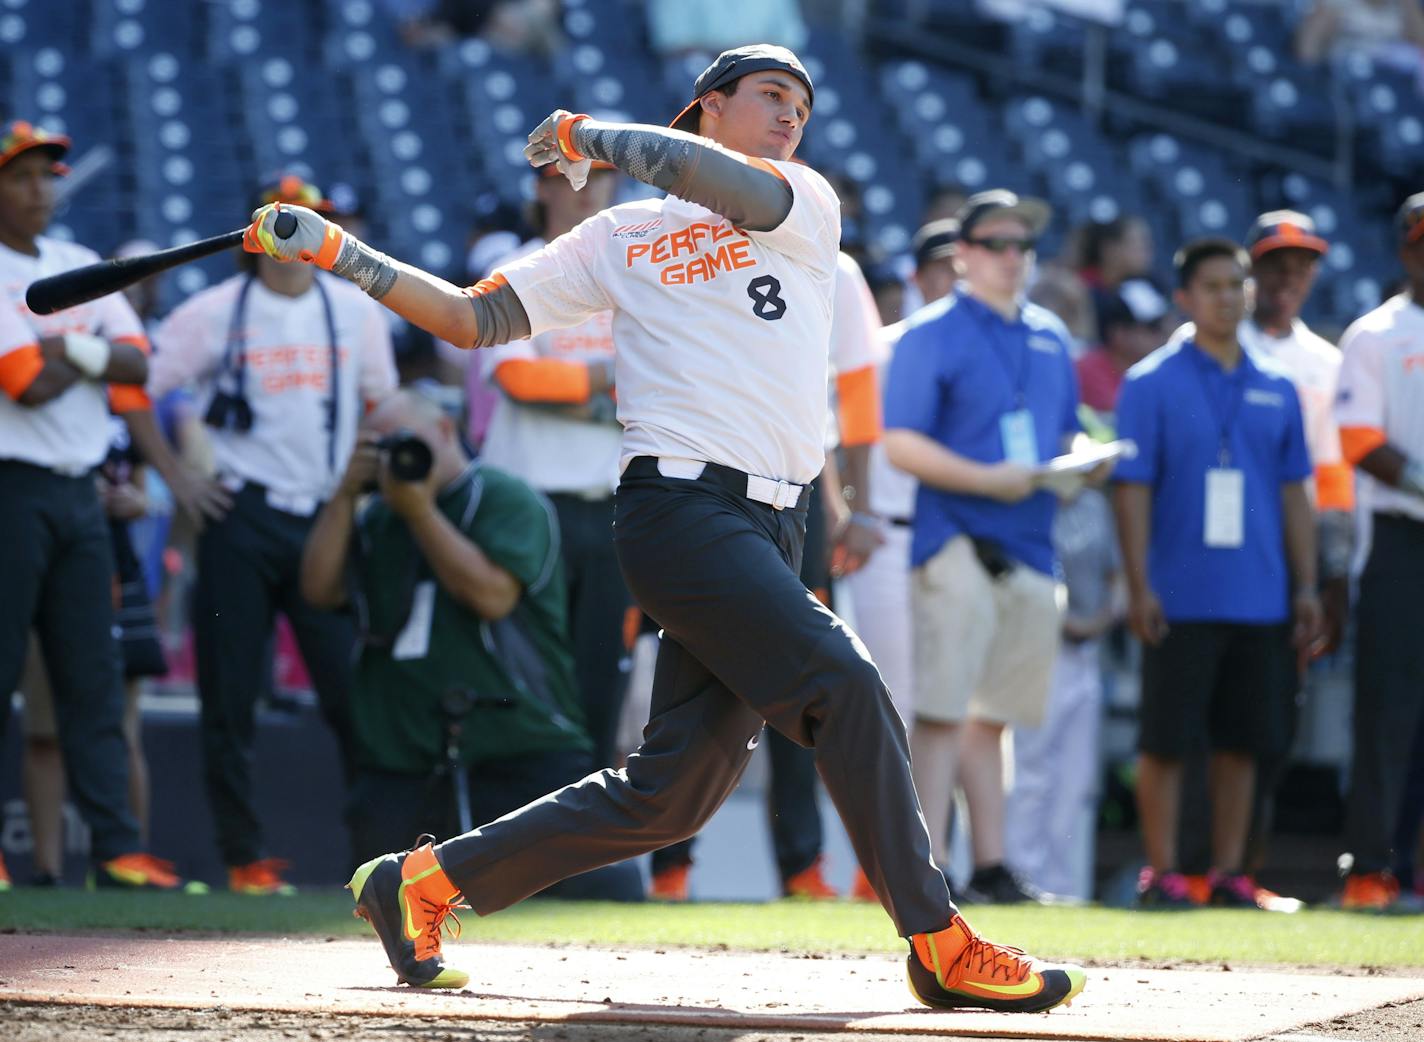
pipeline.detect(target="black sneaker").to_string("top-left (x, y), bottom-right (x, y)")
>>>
top-left (961, 864), bottom-right (1051, 905)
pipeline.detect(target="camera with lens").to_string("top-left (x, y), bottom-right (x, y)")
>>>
top-left (371, 428), bottom-right (433, 486)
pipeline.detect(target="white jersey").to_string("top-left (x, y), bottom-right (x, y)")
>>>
top-left (496, 160), bottom-right (841, 486)
top-left (480, 236), bottom-right (622, 496)
top-left (866, 318), bottom-right (919, 520)
top-left (1335, 293), bottom-right (1424, 523)
top-left (149, 272), bottom-right (397, 504)
top-left (1237, 318), bottom-right (1343, 469)
top-left (0, 237), bottom-right (149, 471)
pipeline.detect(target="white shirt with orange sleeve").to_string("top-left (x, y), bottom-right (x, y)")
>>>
top-left (149, 271), bottom-right (397, 505)
top-left (494, 159), bottom-right (841, 486)
top-left (828, 250), bottom-right (882, 452)
top-left (0, 236), bottom-right (151, 471)
top-left (479, 236), bottom-right (622, 496)
top-left (1238, 317), bottom-right (1353, 512)
top-left (1335, 293), bottom-right (1424, 523)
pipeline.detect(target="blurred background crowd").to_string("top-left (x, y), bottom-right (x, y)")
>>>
top-left (0, 0), bottom-right (1421, 912)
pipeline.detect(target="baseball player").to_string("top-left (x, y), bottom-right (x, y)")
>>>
top-left (1333, 193), bottom-right (1424, 912)
top-left (0, 119), bottom-right (200, 891)
top-left (244, 45), bottom-right (1085, 1012)
top-left (147, 174), bottom-right (398, 896)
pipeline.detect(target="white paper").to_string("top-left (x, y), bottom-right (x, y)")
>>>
top-left (392, 580), bottom-right (437, 661)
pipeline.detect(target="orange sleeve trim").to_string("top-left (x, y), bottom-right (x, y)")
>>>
top-left (493, 358), bottom-right (591, 404)
top-left (112, 333), bottom-right (151, 355)
top-left (836, 365), bottom-right (882, 446)
top-left (1314, 461), bottom-right (1355, 512)
top-left (108, 384), bottom-right (152, 413)
top-left (746, 156), bottom-right (790, 182)
top-left (0, 343), bottom-right (44, 400)
top-left (465, 273), bottom-right (509, 297)
top-left (1339, 425), bottom-right (1388, 466)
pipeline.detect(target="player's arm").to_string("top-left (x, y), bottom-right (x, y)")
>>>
top-left (12, 333), bottom-right (148, 406)
top-left (244, 207), bottom-right (533, 351)
top-left (1337, 324), bottom-right (1424, 500)
top-left (526, 111), bottom-right (792, 232)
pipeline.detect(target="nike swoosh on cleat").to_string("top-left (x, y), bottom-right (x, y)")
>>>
top-left (399, 880), bottom-right (423, 940)
top-left (957, 977), bottom-right (1045, 998)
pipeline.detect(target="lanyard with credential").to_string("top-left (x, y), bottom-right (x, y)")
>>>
top-left (1191, 344), bottom-right (1246, 467)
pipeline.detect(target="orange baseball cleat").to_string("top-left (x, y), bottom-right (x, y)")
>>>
top-left (908, 914), bottom-right (1086, 1013)
top-left (229, 858), bottom-right (297, 896)
top-left (348, 835), bottom-right (469, 988)
top-left (650, 862), bottom-right (691, 901)
top-left (783, 856), bottom-right (838, 899)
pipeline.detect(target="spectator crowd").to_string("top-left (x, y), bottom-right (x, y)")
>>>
top-left (1, 1), bottom-right (1422, 916)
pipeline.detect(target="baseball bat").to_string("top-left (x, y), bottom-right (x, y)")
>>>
top-left (25, 210), bottom-right (299, 316)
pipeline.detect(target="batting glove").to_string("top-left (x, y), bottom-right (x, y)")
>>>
top-left (524, 109), bottom-right (593, 191)
top-left (243, 203), bottom-right (346, 269)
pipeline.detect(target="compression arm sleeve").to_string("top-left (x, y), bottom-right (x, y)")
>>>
top-left (464, 276), bottom-right (534, 349)
top-left (573, 120), bottom-right (793, 232)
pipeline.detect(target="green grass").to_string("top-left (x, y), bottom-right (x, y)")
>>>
top-left (2, 891), bottom-right (1421, 968)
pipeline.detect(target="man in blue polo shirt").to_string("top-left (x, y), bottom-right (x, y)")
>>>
top-left (884, 190), bottom-right (1085, 904)
top-left (1112, 237), bottom-right (1321, 909)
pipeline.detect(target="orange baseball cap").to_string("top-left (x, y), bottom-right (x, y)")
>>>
top-left (1245, 210), bottom-right (1329, 258)
top-left (254, 172), bottom-right (333, 212)
top-left (0, 119), bottom-right (71, 174)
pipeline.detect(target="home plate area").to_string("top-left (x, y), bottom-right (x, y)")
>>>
top-left (2, 934), bottom-right (1421, 1042)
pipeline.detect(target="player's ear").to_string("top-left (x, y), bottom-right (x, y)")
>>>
top-left (701, 91), bottom-right (724, 120)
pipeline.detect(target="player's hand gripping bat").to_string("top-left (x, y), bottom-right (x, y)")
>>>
top-left (25, 211), bottom-right (298, 316)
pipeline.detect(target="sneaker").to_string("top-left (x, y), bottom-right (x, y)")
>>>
top-left (850, 866), bottom-right (877, 902)
top-left (1253, 884), bottom-right (1305, 913)
top-left (783, 856), bottom-right (838, 899)
top-left (1208, 871), bottom-right (1262, 909)
top-left (961, 863), bottom-right (1049, 905)
top-left (907, 914), bottom-right (1086, 1013)
top-left (91, 853), bottom-right (209, 894)
top-left (0, 852), bottom-right (10, 893)
top-left (1341, 871), bottom-right (1401, 912)
top-left (348, 835), bottom-right (469, 988)
top-left (649, 862), bottom-right (691, 901)
top-left (1182, 874), bottom-right (1212, 906)
top-left (1136, 867), bottom-right (1198, 909)
top-left (30, 872), bottom-right (60, 888)
top-left (229, 858), bottom-right (297, 896)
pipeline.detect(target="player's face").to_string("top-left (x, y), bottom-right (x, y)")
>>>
top-left (913, 257), bottom-right (956, 305)
top-left (537, 169), bottom-right (616, 236)
top-left (955, 216), bottom-right (1034, 300)
top-left (1250, 247), bottom-right (1319, 325)
top-left (1176, 254), bottom-right (1247, 338)
top-left (0, 150), bottom-right (57, 241)
top-left (709, 73), bottom-right (808, 161)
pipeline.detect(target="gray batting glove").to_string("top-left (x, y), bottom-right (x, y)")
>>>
top-left (244, 203), bottom-right (345, 268)
top-left (524, 109), bottom-right (592, 191)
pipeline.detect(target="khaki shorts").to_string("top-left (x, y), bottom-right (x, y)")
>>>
top-left (911, 536), bottom-right (1061, 727)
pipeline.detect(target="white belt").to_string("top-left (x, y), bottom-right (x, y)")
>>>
top-left (654, 456), bottom-right (806, 512)
top-left (220, 475), bottom-right (320, 518)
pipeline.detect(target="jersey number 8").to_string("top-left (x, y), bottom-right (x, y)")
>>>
top-left (747, 275), bottom-right (787, 321)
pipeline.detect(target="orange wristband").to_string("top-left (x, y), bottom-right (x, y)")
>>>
top-left (555, 114), bottom-right (591, 162)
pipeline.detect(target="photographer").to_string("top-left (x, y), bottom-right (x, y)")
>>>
top-left (301, 388), bottom-right (641, 901)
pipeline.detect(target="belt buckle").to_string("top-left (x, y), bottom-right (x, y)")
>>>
top-left (772, 479), bottom-right (795, 511)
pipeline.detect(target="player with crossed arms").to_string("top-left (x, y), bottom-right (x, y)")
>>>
top-left (242, 44), bottom-right (1085, 1013)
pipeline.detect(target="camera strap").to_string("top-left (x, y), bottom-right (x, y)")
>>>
top-left (217, 275), bottom-right (342, 477)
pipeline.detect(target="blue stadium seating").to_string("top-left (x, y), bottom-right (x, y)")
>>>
top-left (0, 0), bottom-right (1403, 330)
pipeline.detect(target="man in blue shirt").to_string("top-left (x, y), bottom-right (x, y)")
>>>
top-left (1112, 237), bottom-right (1321, 909)
top-left (884, 190), bottom-right (1087, 904)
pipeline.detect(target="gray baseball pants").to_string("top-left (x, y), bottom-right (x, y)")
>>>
top-left (435, 457), bottom-right (955, 937)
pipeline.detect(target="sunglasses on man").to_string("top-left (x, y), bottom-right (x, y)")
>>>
top-left (962, 236), bottom-right (1037, 254)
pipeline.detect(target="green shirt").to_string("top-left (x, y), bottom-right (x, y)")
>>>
top-left (350, 460), bottom-right (591, 774)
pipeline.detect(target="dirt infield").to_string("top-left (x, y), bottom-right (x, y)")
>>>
top-left (2, 933), bottom-right (1423, 1042)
